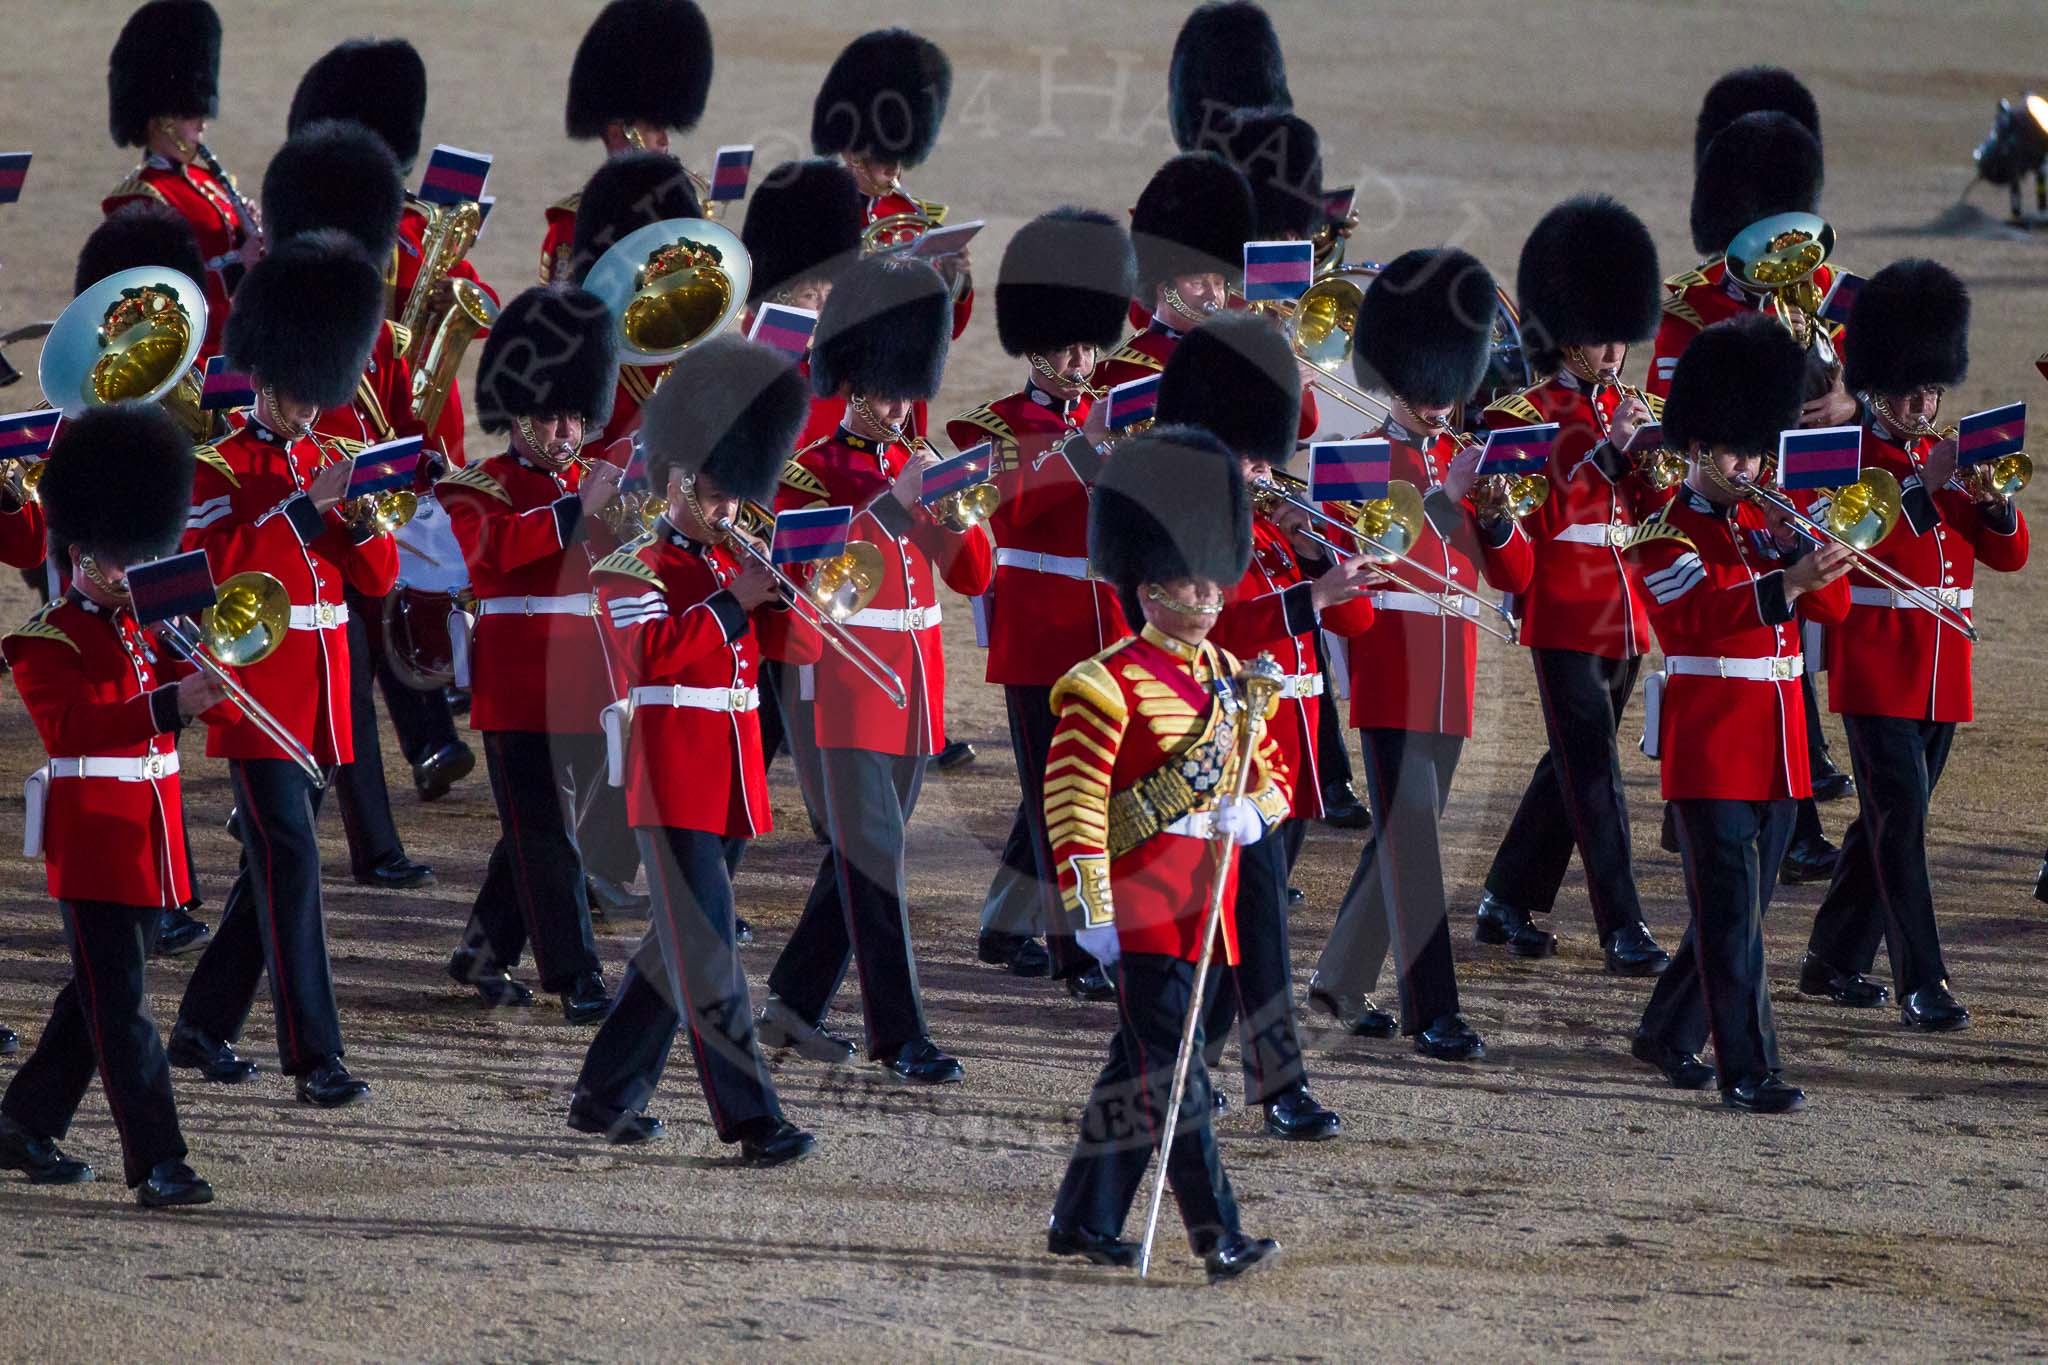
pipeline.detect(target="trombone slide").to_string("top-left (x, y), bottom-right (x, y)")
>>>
top-left (1747, 483), bottom-right (1978, 640)
top-left (716, 520), bottom-right (910, 709)
top-left (157, 619), bottom-right (327, 787)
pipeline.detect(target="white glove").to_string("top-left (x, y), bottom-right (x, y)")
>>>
top-left (1076, 923), bottom-right (1121, 969)
top-left (1214, 795), bottom-right (1267, 847)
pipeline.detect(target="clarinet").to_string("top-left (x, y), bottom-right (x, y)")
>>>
top-left (196, 142), bottom-right (264, 289)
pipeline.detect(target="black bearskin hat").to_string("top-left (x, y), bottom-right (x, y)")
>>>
top-left (261, 119), bottom-right (404, 260)
top-left (40, 403), bottom-right (195, 563)
top-left (1090, 424), bottom-right (1251, 627)
top-left (1355, 248), bottom-right (1500, 408)
top-left (566, 0), bottom-right (714, 140)
top-left (742, 158), bottom-right (864, 305)
top-left (1662, 314), bottom-right (1807, 455)
top-left (223, 230), bottom-right (385, 411)
top-left (1132, 153), bottom-right (1256, 294)
top-left (1516, 195), bottom-right (1661, 375)
top-left (1155, 312), bottom-right (1301, 465)
top-left (809, 255), bottom-right (950, 401)
top-left (1216, 108), bottom-right (1323, 240)
top-left (994, 207), bottom-right (1138, 356)
top-left (568, 152), bottom-right (703, 285)
top-left (473, 285), bottom-right (618, 433)
top-left (810, 29), bottom-right (951, 167)
top-left (1695, 65), bottom-right (1820, 169)
top-left (1169, 2), bottom-right (1290, 153)
top-left (287, 39), bottom-right (428, 171)
top-left (641, 334), bottom-right (807, 502)
top-left (108, 0), bottom-right (220, 147)
top-left (1843, 258), bottom-right (1970, 396)
top-left (1690, 111), bottom-right (1824, 258)
top-left (74, 202), bottom-right (206, 296)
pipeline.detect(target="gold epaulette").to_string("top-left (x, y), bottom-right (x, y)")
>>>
top-left (591, 546), bottom-right (663, 589)
top-left (436, 462), bottom-right (509, 504)
top-left (549, 192), bottom-right (581, 217)
top-left (1620, 505), bottom-right (1695, 556)
top-left (619, 364), bottom-right (661, 405)
top-left (322, 434), bottom-right (370, 458)
top-left (1484, 391), bottom-right (1546, 426)
top-left (388, 320), bottom-right (412, 356)
top-left (1050, 656), bottom-right (1127, 726)
top-left (1660, 291), bottom-right (1704, 330)
top-left (948, 404), bottom-right (1020, 473)
top-left (194, 443), bottom-right (239, 489)
top-left (1102, 338), bottom-right (1164, 373)
top-left (779, 448), bottom-right (832, 505)
top-left (1664, 263), bottom-right (1712, 295)
top-left (105, 173), bottom-right (165, 205)
top-left (1643, 390), bottom-right (1666, 420)
top-left (5, 602), bottom-right (76, 654)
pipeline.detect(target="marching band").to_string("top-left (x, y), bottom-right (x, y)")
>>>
top-left (0, 0), bottom-right (2035, 1287)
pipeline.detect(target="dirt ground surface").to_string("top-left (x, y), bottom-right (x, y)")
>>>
top-left (3, 0), bottom-right (2048, 1359)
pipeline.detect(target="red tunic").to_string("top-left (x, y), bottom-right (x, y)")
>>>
top-left (1820, 414), bottom-right (2029, 722)
top-left (1484, 374), bottom-right (1661, 658)
top-left (776, 427), bottom-right (995, 754)
top-left (946, 385), bottom-right (1130, 685)
top-left (0, 500), bottom-right (44, 570)
top-left (539, 192), bottom-right (579, 284)
top-left (4, 595), bottom-right (233, 906)
top-left (392, 198), bottom-right (499, 468)
top-left (1210, 516), bottom-right (1375, 817)
top-left (1095, 320), bottom-right (1320, 440)
top-left (1648, 258), bottom-right (1842, 400)
top-left (1044, 626), bottom-right (1293, 964)
top-left (1331, 418), bottom-right (1533, 735)
top-left (1634, 489), bottom-right (1851, 800)
top-left (182, 419), bottom-right (399, 764)
top-left (593, 524), bottom-right (822, 835)
top-left (103, 155), bottom-right (249, 358)
top-left (440, 451), bottom-right (623, 734)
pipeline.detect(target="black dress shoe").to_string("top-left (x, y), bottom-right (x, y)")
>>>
top-left (1901, 981), bottom-right (1971, 1032)
top-left (447, 949), bottom-right (534, 1008)
top-left (738, 1117), bottom-right (816, 1168)
top-left (568, 1101), bottom-right (664, 1145)
top-left (1305, 975), bottom-right (1396, 1038)
top-left (1630, 1031), bottom-right (1715, 1090)
top-left (886, 1037), bottom-right (963, 1084)
top-left (1778, 836), bottom-right (1839, 886)
top-left (1660, 801), bottom-right (1681, 853)
top-left (166, 1023), bottom-right (257, 1083)
top-left (412, 741), bottom-right (475, 802)
top-left (976, 930), bottom-right (1051, 978)
top-left (295, 1057), bottom-right (370, 1108)
top-left (1047, 1223), bottom-right (1140, 1267)
top-left (934, 739), bottom-right (977, 771)
top-left (1263, 1087), bottom-right (1340, 1141)
top-left (136, 1160), bottom-right (213, 1208)
top-left (1810, 767), bottom-right (1855, 803)
top-left (0, 1116), bottom-right (93, 1185)
top-left (1603, 922), bottom-right (1671, 977)
top-left (1722, 1073), bottom-right (1807, 1113)
top-left (2036, 859), bottom-right (2048, 906)
top-left (1067, 964), bottom-right (1116, 1002)
top-left (351, 853), bottom-right (435, 890)
top-left (1286, 885), bottom-right (1306, 907)
top-left (152, 905), bottom-right (211, 958)
top-left (755, 997), bottom-right (856, 1064)
top-left (223, 808), bottom-right (242, 844)
top-left (1473, 893), bottom-right (1556, 958)
top-left (584, 873), bottom-right (649, 916)
top-left (1319, 780), bottom-right (1372, 831)
top-left (1414, 1012), bottom-right (1486, 1061)
top-left (1203, 1232), bottom-right (1281, 1283)
top-left (0, 1025), bottom-right (16, 1056)
top-left (561, 972), bottom-right (611, 1025)
top-left (734, 916), bottom-right (754, 945)
top-left (1796, 952), bottom-right (1890, 1008)
top-left (1212, 1089), bottom-right (1229, 1114)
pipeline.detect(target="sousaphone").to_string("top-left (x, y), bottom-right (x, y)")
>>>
top-left (39, 267), bottom-right (210, 438)
top-left (582, 218), bottom-right (752, 366)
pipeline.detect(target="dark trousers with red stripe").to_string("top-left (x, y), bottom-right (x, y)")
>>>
top-left (177, 759), bottom-right (344, 1075)
top-left (978, 683), bottom-right (1092, 975)
top-left (573, 827), bottom-right (781, 1142)
top-left (1202, 823), bottom-right (1310, 1103)
top-left (2, 902), bottom-right (185, 1187)
top-left (1639, 799), bottom-right (1795, 1087)
top-left (1484, 648), bottom-right (1646, 938)
top-left (1052, 953), bottom-right (1240, 1250)
top-left (332, 603), bottom-right (407, 872)
top-left (456, 730), bottom-right (603, 992)
top-left (767, 747), bottom-right (929, 1059)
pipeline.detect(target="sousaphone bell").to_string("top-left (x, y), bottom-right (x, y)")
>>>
top-left (39, 266), bottom-right (210, 440)
top-left (582, 217), bottom-right (752, 366)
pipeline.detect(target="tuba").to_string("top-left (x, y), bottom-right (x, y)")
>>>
top-left (1726, 212), bottom-right (1843, 398)
top-left (38, 267), bottom-right (212, 441)
top-left (583, 217), bottom-right (751, 369)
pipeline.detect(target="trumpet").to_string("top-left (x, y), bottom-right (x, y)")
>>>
top-left (1430, 419), bottom-right (1550, 523)
top-left (1889, 408), bottom-right (2035, 504)
top-left (858, 183), bottom-right (965, 299)
top-left (301, 426), bottom-right (418, 535)
top-left (1593, 369), bottom-right (1685, 490)
top-left (155, 570), bottom-right (327, 787)
top-left (2, 457), bottom-right (44, 507)
top-left (909, 436), bottom-right (1000, 533)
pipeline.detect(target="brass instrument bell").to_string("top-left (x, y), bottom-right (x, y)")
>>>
top-left (1352, 480), bottom-right (1427, 563)
top-left (198, 570), bottom-right (294, 667)
top-left (808, 540), bottom-right (885, 622)
top-left (583, 218), bottom-right (752, 365)
top-left (39, 267), bottom-right (208, 428)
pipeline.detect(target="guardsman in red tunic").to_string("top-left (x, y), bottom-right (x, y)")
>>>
top-left (168, 233), bottom-right (396, 1109)
top-left (1044, 426), bottom-right (1288, 1280)
top-left (1800, 262), bottom-right (2027, 1030)
top-left (1159, 315), bottom-right (1376, 1136)
top-left (755, 257), bottom-right (994, 1083)
top-left (102, 1), bottom-right (252, 361)
top-left (1094, 155), bottom-right (1244, 411)
top-left (950, 207), bottom-right (1136, 991)
top-left (0, 478), bottom-right (41, 573)
top-left (545, 0), bottom-right (715, 286)
top-left (0, 406), bottom-right (224, 1206)
top-left (1472, 196), bottom-right (1675, 974)
top-left (1309, 250), bottom-right (1536, 1059)
top-left (1630, 316), bottom-right (1852, 1110)
top-left (570, 336), bottom-right (822, 1165)
top-left (811, 29), bottom-right (974, 339)
top-left (438, 287), bottom-right (622, 1022)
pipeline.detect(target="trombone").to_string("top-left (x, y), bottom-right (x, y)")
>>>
top-left (1286, 269), bottom-right (1397, 427)
top-left (154, 570), bottom-right (328, 787)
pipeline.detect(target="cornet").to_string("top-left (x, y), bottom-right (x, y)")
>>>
top-left (1592, 368), bottom-right (1685, 490)
top-left (1886, 405), bottom-right (2033, 504)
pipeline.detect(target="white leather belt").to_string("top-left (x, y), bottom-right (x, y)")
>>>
top-left (1555, 522), bottom-right (1632, 548)
top-left (1277, 671), bottom-right (1324, 700)
top-left (1664, 654), bottom-right (1804, 681)
top-left (628, 684), bottom-right (760, 713)
top-left (995, 548), bottom-right (1094, 581)
top-left (476, 593), bottom-right (598, 618)
top-left (48, 752), bottom-right (180, 781)
top-left (288, 602), bottom-right (348, 631)
top-left (1162, 810), bottom-right (1217, 841)
top-left (845, 603), bottom-right (942, 631)
top-left (1850, 586), bottom-right (1972, 610)
top-left (1372, 589), bottom-right (1481, 620)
